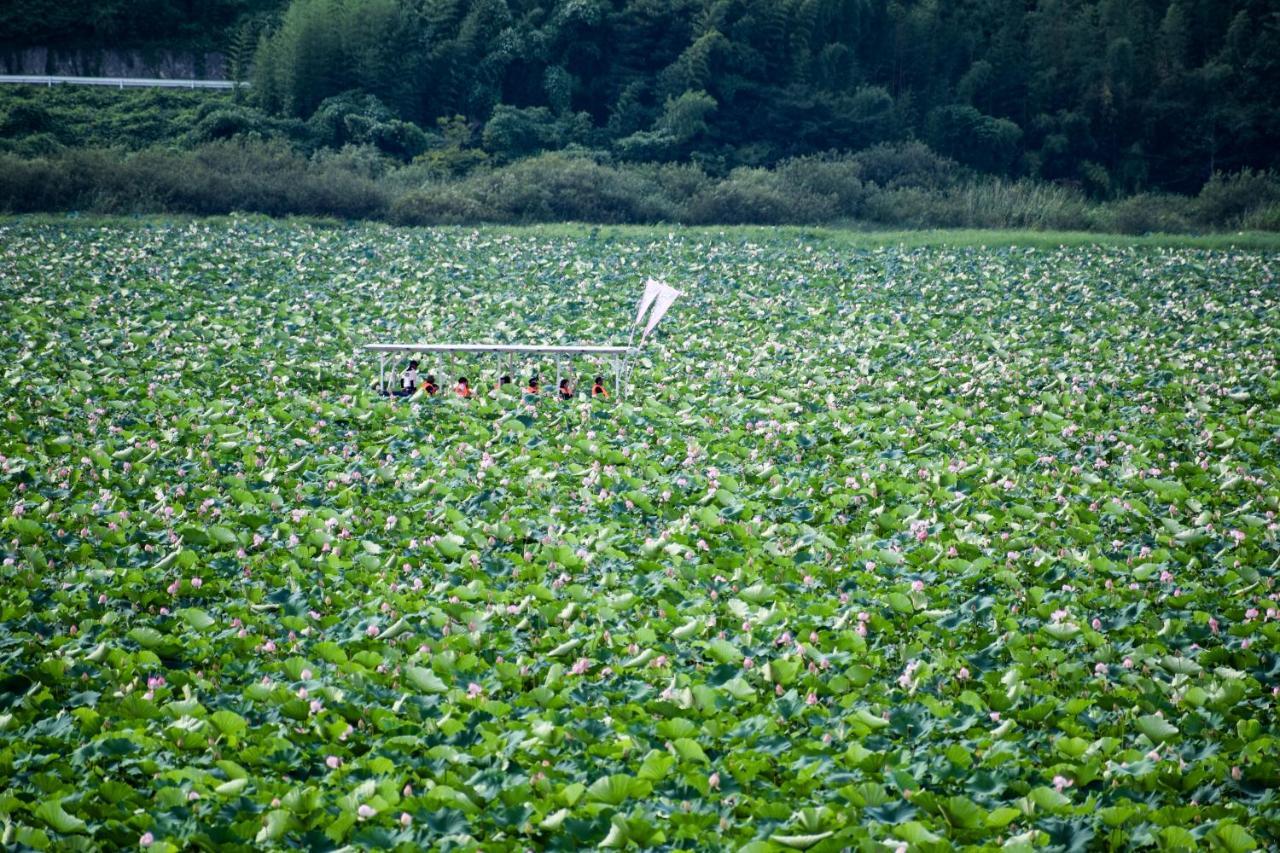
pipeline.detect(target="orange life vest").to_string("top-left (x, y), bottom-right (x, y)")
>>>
top-left (525, 385), bottom-right (539, 394)
top-left (455, 383), bottom-right (472, 398)
top-left (424, 382), bottom-right (438, 395)
top-left (592, 384), bottom-right (608, 398)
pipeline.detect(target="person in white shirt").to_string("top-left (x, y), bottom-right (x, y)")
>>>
top-left (397, 359), bottom-right (420, 396)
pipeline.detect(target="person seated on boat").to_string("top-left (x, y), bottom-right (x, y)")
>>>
top-left (525, 375), bottom-right (540, 395)
top-left (455, 376), bottom-right (473, 398)
top-left (591, 375), bottom-right (608, 399)
top-left (395, 359), bottom-right (420, 397)
top-left (558, 378), bottom-right (574, 400)
top-left (423, 374), bottom-right (439, 395)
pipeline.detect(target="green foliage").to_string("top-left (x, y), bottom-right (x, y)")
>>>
top-left (0, 140), bottom-right (388, 217)
top-left (8, 0), bottom-right (1280, 197)
top-left (926, 105), bottom-right (1023, 174)
top-left (307, 92), bottom-right (429, 159)
top-left (1195, 170), bottom-right (1280, 228)
top-left (252, 0), bottom-right (417, 118)
top-left (4, 135), bottom-right (1279, 233)
top-left (1092, 193), bottom-right (1197, 235)
top-left (683, 166), bottom-right (836, 225)
top-left (481, 105), bottom-right (565, 161)
top-left (0, 218), bottom-right (1278, 848)
top-left (655, 90), bottom-right (716, 144)
top-left (0, 0), bottom-right (287, 49)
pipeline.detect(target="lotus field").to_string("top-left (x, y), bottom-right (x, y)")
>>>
top-left (2, 219), bottom-right (1279, 851)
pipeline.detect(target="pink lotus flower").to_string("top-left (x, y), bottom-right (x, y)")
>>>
top-left (366, 624), bottom-right (379, 637)
top-left (911, 580), bottom-right (924, 593)
top-left (467, 682), bottom-right (483, 698)
top-left (326, 755), bottom-right (341, 769)
top-left (140, 832), bottom-right (154, 847)
top-left (957, 667), bottom-right (970, 681)
top-left (708, 772), bottom-right (720, 790)
top-left (191, 577), bottom-right (202, 589)
top-left (357, 804), bottom-right (376, 819)
top-left (400, 812), bottom-right (412, 827)
top-left (1053, 774), bottom-right (1073, 792)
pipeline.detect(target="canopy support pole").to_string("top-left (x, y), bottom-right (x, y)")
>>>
top-left (379, 352), bottom-right (386, 394)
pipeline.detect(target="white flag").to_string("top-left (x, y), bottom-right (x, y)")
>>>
top-left (634, 278), bottom-right (662, 326)
top-left (642, 284), bottom-right (680, 339)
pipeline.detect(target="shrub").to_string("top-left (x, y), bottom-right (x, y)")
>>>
top-left (0, 153), bottom-right (71, 212)
top-left (305, 92), bottom-right (428, 159)
top-left (389, 186), bottom-right (497, 225)
top-left (469, 154), bottom-right (674, 223)
top-left (851, 142), bottom-right (958, 190)
top-left (0, 100), bottom-right (53, 136)
top-left (1239, 204), bottom-right (1280, 232)
top-left (482, 106), bottom-right (565, 161)
top-left (0, 132), bottom-right (66, 158)
top-left (1091, 193), bottom-right (1195, 234)
top-left (682, 168), bottom-right (837, 225)
top-left (645, 162), bottom-right (713, 205)
top-left (1194, 170), bottom-right (1280, 228)
top-left (184, 106), bottom-right (277, 145)
top-left (0, 141), bottom-right (391, 219)
top-left (860, 186), bottom-right (949, 228)
top-left (773, 153), bottom-right (868, 217)
top-left (311, 144), bottom-right (399, 180)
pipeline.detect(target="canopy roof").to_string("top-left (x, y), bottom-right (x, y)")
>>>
top-left (363, 343), bottom-right (633, 355)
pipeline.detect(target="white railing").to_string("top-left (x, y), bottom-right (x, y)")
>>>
top-left (0, 74), bottom-right (243, 89)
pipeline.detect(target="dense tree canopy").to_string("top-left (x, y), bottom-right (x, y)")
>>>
top-left (0, 0), bottom-right (282, 50)
top-left (5, 0), bottom-right (1278, 194)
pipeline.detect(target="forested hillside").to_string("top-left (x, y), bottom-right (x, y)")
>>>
top-left (2, 0), bottom-right (1279, 227)
top-left (249, 0), bottom-right (1280, 194)
top-left (0, 0), bottom-right (282, 53)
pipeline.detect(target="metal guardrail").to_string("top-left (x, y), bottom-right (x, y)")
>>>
top-left (0, 74), bottom-right (243, 89)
